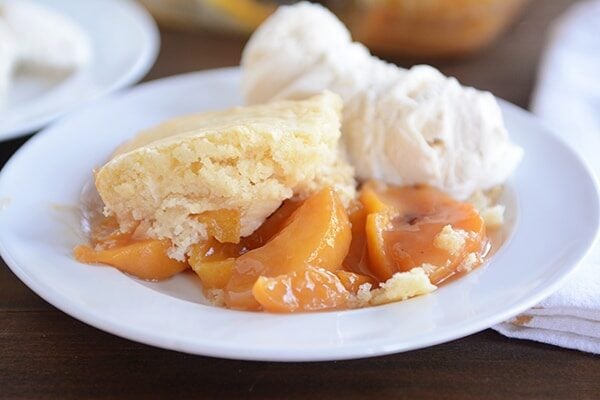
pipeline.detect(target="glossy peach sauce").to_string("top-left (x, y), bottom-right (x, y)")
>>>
top-left (359, 182), bottom-right (488, 285)
top-left (75, 183), bottom-right (490, 312)
top-left (224, 187), bottom-right (352, 311)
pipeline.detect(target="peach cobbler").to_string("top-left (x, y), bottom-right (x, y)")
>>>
top-left (75, 4), bottom-right (522, 313)
top-left (74, 91), bottom-right (508, 313)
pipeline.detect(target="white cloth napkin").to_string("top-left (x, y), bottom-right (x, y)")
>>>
top-left (493, 0), bottom-right (600, 354)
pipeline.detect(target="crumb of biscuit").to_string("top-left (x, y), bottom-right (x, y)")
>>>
top-left (433, 225), bottom-right (467, 255)
top-left (469, 187), bottom-right (505, 230)
top-left (348, 282), bottom-right (373, 308)
top-left (480, 204), bottom-right (505, 229)
top-left (419, 263), bottom-right (439, 275)
top-left (205, 289), bottom-right (225, 307)
top-left (458, 252), bottom-right (480, 273)
top-left (369, 268), bottom-right (437, 306)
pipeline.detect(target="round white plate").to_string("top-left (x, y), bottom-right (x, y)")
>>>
top-left (0, 0), bottom-right (159, 141)
top-left (0, 68), bottom-right (598, 361)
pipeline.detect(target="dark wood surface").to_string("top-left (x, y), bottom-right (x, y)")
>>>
top-left (1, 1), bottom-right (598, 399)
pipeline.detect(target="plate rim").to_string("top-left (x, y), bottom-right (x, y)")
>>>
top-left (1, 67), bottom-right (599, 361)
top-left (0, 0), bottom-right (160, 142)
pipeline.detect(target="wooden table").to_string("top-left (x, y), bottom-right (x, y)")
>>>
top-left (1, 1), bottom-right (598, 398)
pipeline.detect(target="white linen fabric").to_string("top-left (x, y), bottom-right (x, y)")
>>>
top-left (493, 0), bottom-right (600, 354)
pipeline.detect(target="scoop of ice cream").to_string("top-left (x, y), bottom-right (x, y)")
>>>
top-left (242, 2), bottom-right (523, 200)
top-left (1, 0), bottom-right (91, 71)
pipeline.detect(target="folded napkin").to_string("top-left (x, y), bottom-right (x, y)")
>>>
top-left (493, 0), bottom-right (600, 354)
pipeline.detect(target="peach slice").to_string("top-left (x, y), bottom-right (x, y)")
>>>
top-left (188, 200), bottom-right (303, 290)
top-left (385, 200), bottom-right (486, 284)
top-left (191, 259), bottom-right (235, 290)
top-left (252, 267), bottom-right (350, 313)
top-left (74, 240), bottom-right (188, 280)
top-left (76, 197), bottom-right (302, 286)
top-left (365, 211), bottom-right (397, 280)
top-left (195, 209), bottom-right (241, 244)
top-left (342, 203), bottom-right (373, 277)
top-left (241, 198), bottom-right (302, 249)
top-left (86, 215), bottom-right (136, 249)
top-left (361, 183), bottom-right (487, 284)
top-left (335, 270), bottom-right (376, 294)
top-left (188, 240), bottom-right (239, 289)
top-left (224, 187), bottom-right (352, 311)
top-left (188, 239), bottom-right (245, 264)
top-left (359, 184), bottom-right (391, 214)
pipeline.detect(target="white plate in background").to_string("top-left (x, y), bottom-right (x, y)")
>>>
top-left (0, 0), bottom-right (159, 141)
top-left (0, 68), bottom-right (598, 361)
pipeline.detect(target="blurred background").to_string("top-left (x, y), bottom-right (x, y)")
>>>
top-left (137, 0), bottom-right (577, 109)
top-left (140, 0), bottom-right (529, 58)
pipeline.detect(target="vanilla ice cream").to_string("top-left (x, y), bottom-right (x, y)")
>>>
top-left (242, 3), bottom-right (523, 200)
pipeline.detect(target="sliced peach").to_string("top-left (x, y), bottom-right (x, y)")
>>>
top-left (188, 200), bottom-right (302, 290)
top-left (335, 270), bottom-right (376, 294)
top-left (74, 240), bottom-right (188, 280)
top-left (357, 182), bottom-right (403, 280)
top-left (359, 184), bottom-right (391, 214)
top-left (361, 183), bottom-right (487, 284)
top-left (188, 240), bottom-right (238, 289)
top-left (224, 187), bottom-right (352, 311)
top-left (241, 199), bottom-right (303, 249)
top-left (191, 259), bottom-right (235, 290)
top-left (342, 203), bottom-right (373, 277)
top-left (252, 267), bottom-right (350, 313)
top-left (76, 199), bottom-right (301, 286)
top-left (87, 215), bottom-right (135, 249)
top-left (385, 201), bottom-right (486, 284)
top-left (188, 239), bottom-right (244, 264)
top-left (365, 211), bottom-right (397, 280)
top-left (195, 209), bottom-right (241, 244)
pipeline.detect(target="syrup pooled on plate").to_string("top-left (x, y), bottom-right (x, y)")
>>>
top-left (75, 182), bottom-right (493, 312)
top-left (357, 181), bottom-right (488, 285)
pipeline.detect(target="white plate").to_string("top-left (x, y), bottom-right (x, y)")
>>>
top-left (0, 0), bottom-right (159, 141)
top-left (0, 68), bottom-right (598, 361)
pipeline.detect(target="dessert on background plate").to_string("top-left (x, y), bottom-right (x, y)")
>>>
top-left (0, 0), bottom-right (159, 143)
top-left (74, 2), bottom-right (522, 313)
top-left (0, 0), bottom-right (91, 109)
